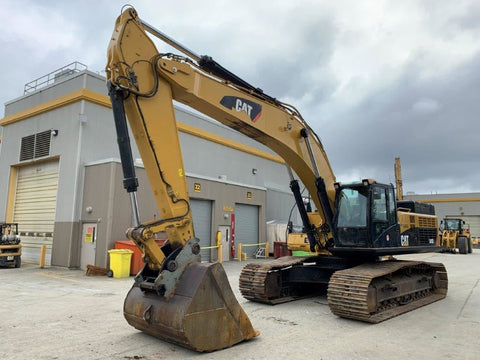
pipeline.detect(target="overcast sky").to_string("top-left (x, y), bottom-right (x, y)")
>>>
top-left (2, 0), bottom-right (479, 195)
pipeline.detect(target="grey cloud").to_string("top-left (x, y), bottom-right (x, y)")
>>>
top-left (319, 50), bottom-right (480, 193)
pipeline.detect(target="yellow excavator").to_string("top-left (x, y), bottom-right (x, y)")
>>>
top-left (106, 7), bottom-right (448, 352)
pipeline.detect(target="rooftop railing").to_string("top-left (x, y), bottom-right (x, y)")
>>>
top-left (24, 61), bottom-right (88, 94)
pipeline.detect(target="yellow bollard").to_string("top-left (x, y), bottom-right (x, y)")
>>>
top-left (242, 252), bottom-right (247, 261)
top-left (216, 231), bottom-right (222, 263)
top-left (237, 243), bottom-right (242, 261)
top-left (265, 242), bottom-right (269, 258)
top-left (39, 245), bottom-right (47, 268)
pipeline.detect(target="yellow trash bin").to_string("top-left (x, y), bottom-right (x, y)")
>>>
top-left (108, 249), bottom-right (133, 278)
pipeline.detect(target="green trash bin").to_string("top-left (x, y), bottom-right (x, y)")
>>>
top-left (108, 249), bottom-right (133, 278)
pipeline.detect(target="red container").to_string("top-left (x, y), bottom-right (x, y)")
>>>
top-left (273, 241), bottom-right (291, 259)
top-left (114, 239), bottom-right (166, 275)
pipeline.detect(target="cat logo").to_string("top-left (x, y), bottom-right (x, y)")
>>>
top-left (401, 234), bottom-right (409, 246)
top-left (220, 96), bottom-right (262, 122)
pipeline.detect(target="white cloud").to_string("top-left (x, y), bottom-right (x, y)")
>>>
top-left (411, 98), bottom-right (441, 114)
top-left (4, 2), bottom-right (78, 57)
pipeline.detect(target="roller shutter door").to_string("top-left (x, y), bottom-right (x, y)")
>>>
top-left (13, 161), bottom-right (59, 265)
top-left (235, 203), bottom-right (259, 258)
top-left (190, 199), bottom-right (213, 261)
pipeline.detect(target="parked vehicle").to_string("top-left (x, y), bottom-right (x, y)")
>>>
top-left (0, 223), bottom-right (22, 268)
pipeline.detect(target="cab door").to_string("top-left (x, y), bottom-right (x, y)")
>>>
top-left (371, 185), bottom-right (400, 247)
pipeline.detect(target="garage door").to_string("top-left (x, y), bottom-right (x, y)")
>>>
top-left (235, 203), bottom-right (259, 258)
top-left (190, 199), bottom-right (213, 261)
top-left (13, 161), bottom-right (59, 265)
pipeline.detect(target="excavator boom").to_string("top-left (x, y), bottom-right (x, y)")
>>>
top-left (106, 8), bottom-right (258, 352)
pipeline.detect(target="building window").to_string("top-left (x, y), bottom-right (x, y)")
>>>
top-left (20, 130), bottom-right (51, 161)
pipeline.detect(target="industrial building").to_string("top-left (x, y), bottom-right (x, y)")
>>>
top-left (0, 63), bottom-right (298, 269)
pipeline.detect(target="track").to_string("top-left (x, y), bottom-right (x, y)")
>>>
top-left (328, 261), bottom-right (448, 323)
top-left (240, 258), bottom-right (448, 323)
top-left (239, 256), bottom-right (322, 304)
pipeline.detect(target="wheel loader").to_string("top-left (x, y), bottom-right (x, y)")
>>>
top-left (440, 218), bottom-right (473, 254)
top-left (106, 7), bottom-right (448, 352)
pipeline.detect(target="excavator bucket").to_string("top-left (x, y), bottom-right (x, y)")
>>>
top-left (123, 261), bottom-right (258, 352)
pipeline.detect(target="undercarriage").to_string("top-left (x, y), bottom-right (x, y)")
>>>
top-left (239, 256), bottom-right (448, 322)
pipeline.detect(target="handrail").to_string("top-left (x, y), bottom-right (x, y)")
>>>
top-left (24, 61), bottom-right (88, 94)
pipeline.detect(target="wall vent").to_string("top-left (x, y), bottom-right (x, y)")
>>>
top-left (20, 130), bottom-right (51, 161)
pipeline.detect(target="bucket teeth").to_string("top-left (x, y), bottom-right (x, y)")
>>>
top-left (124, 262), bottom-right (258, 352)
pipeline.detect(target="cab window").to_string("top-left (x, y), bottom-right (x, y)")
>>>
top-left (372, 188), bottom-right (387, 221)
top-left (372, 187), bottom-right (388, 237)
top-left (337, 189), bottom-right (367, 227)
top-left (388, 188), bottom-right (396, 225)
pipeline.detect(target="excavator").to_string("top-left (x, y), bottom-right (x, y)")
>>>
top-left (106, 6), bottom-right (448, 353)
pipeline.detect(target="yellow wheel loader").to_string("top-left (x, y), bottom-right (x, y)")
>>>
top-left (440, 218), bottom-right (473, 254)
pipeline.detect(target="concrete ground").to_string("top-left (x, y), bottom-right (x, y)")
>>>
top-left (0, 250), bottom-right (479, 360)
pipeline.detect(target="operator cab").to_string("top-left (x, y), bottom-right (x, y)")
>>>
top-left (332, 179), bottom-right (400, 255)
top-left (441, 218), bottom-right (465, 232)
top-left (330, 179), bottom-right (440, 259)
top-left (331, 179), bottom-right (441, 259)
